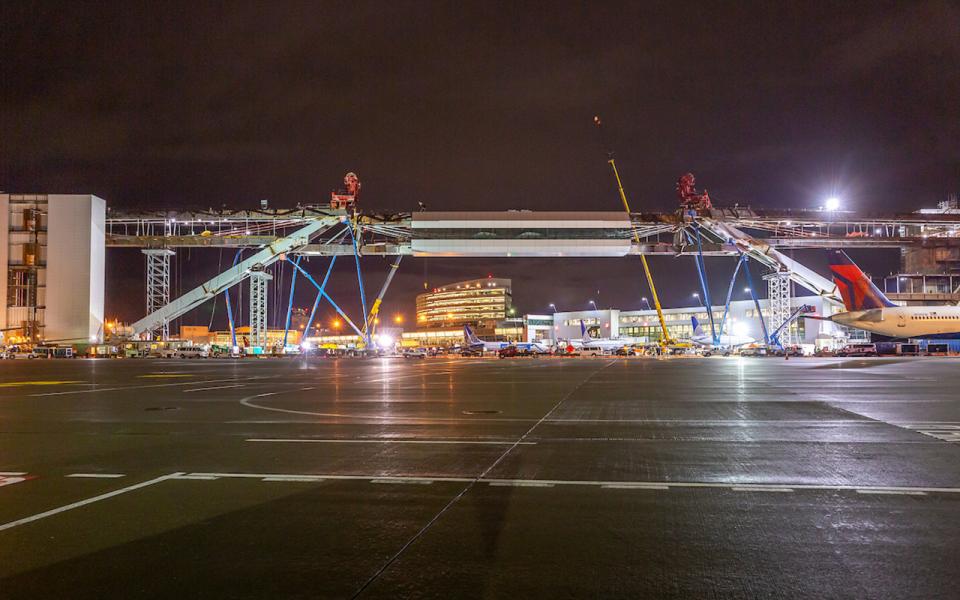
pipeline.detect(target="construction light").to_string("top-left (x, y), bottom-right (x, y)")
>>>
top-left (332, 319), bottom-right (342, 329)
top-left (731, 321), bottom-right (749, 337)
top-left (824, 197), bottom-right (841, 211)
top-left (394, 314), bottom-right (403, 324)
top-left (743, 287), bottom-right (751, 293)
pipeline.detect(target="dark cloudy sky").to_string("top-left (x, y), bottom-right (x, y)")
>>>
top-left (2, 1), bottom-right (958, 325)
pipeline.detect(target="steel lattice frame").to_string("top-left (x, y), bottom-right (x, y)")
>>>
top-left (143, 249), bottom-right (175, 340)
top-left (764, 270), bottom-right (793, 347)
top-left (248, 267), bottom-right (272, 349)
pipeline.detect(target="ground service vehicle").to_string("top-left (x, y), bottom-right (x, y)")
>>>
top-left (34, 346), bottom-right (73, 359)
top-left (835, 344), bottom-right (878, 357)
top-left (4, 345), bottom-right (38, 359)
top-left (402, 348), bottom-right (427, 359)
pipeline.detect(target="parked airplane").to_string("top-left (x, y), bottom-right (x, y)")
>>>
top-left (805, 250), bottom-right (960, 337)
top-left (689, 316), bottom-right (754, 349)
top-left (463, 325), bottom-right (549, 354)
top-left (576, 320), bottom-right (640, 353)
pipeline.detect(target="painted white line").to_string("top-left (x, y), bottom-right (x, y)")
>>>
top-left (371, 478), bottom-right (434, 485)
top-left (601, 484), bottom-right (670, 490)
top-left (0, 476), bottom-right (28, 488)
top-left (245, 438), bottom-right (535, 445)
top-left (856, 489), bottom-right (927, 496)
top-left (66, 473), bottom-right (125, 479)
top-left (183, 384), bottom-right (246, 393)
top-left (731, 486), bottom-right (794, 493)
top-left (489, 481), bottom-right (554, 488)
top-left (0, 472), bottom-right (184, 532)
top-left (0, 471), bottom-right (27, 476)
top-left (30, 378), bottom-right (252, 397)
top-left (172, 474), bottom-right (218, 480)
top-left (262, 476), bottom-right (325, 482)
top-left (254, 392), bottom-right (280, 398)
top-left (168, 473), bottom-right (960, 495)
top-left (301, 387), bottom-right (316, 391)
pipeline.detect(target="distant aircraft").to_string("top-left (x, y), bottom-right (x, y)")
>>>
top-left (463, 325), bottom-right (549, 354)
top-left (804, 250), bottom-right (960, 338)
top-left (575, 320), bottom-right (638, 353)
top-left (689, 316), bottom-right (754, 349)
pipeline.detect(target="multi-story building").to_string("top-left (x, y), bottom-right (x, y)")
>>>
top-left (415, 277), bottom-right (512, 328)
top-left (0, 194), bottom-right (105, 344)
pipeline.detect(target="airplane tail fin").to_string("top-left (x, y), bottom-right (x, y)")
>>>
top-left (463, 325), bottom-right (481, 344)
top-left (580, 320), bottom-right (591, 342)
top-left (826, 250), bottom-right (895, 311)
top-left (691, 316), bottom-right (705, 337)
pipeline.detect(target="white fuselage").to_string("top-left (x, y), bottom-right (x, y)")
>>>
top-left (469, 340), bottom-right (549, 354)
top-left (830, 306), bottom-right (960, 337)
top-left (690, 334), bottom-right (755, 348)
top-left (576, 337), bottom-right (642, 351)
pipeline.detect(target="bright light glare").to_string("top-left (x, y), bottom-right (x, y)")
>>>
top-left (378, 335), bottom-right (394, 348)
top-left (743, 287), bottom-right (751, 293)
top-left (825, 197), bottom-right (841, 211)
top-left (300, 341), bottom-right (312, 351)
top-left (731, 321), bottom-right (749, 337)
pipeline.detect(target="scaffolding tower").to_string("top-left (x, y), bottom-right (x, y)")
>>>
top-left (764, 270), bottom-right (793, 348)
top-left (248, 265), bottom-right (273, 349)
top-left (143, 249), bottom-right (175, 340)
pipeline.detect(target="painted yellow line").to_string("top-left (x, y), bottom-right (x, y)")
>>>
top-left (0, 380), bottom-right (82, 388)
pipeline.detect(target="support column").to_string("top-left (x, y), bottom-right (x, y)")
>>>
top-left (764, 270), bottom-right (792, 347)
top-left (143, 249), bottom-right (175, 340)
top-left (249, 265), bottom-right (273, 349)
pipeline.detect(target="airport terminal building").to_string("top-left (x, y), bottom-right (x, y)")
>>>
top-left (527, 295), bottom-right (859, 350)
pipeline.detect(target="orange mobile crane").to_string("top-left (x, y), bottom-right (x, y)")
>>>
top-left (593, 116), bottom-right (674, 346)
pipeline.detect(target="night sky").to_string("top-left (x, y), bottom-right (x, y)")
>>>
top-left (2, 2), bottom-right (958, 327)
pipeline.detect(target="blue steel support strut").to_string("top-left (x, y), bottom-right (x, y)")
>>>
top-left (281, 255), bottom-right (302, 348)
top-left (299, 256), bottom-right (338, 340)
top-left (346, 224), bottom-right (370, 346)
top-left (740, 255), bottom-right (770, 345)
top-left (224, 249), bottom-right (244, 348)
top-left (286, 257), bottom-right (365, 339)
top-left (691, 224), bottom-right (718, 344)
top-left (717, 254), bottom-right (747, 340)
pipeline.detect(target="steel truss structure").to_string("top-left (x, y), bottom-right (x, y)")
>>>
top-left (248, 267), bottom-right (272, 348)
top-left (113, 202), bottom-right (960, 344)
top-left (142, 249), bottom-right (175, 340)
top-left (764, 271), bottom-right (794, 348)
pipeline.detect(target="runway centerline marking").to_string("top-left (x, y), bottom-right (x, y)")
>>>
top-left (0, 472), bottom-right (184, 532)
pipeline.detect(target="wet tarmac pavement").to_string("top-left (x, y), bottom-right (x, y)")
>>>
top-left (1, 356), bottom-right (959, 598)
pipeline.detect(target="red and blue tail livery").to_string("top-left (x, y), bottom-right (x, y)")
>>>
top-left (827, 250), bottom-right (895, 311)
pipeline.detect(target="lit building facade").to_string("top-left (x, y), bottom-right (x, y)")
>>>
top-left (415, 277), bottom-right (512, 327)
top-left (535, 296), bottom-right (864, 350)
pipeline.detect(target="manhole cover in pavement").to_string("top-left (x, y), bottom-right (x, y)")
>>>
top-left (145, 406), bottom-right (181, 412)
top-left (462, 410), bottom-right (501, 415)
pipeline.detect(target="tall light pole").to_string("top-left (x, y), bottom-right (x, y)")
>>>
top-left (548, 303), bottom-right (557, 314)
top-left (588, 300), bottom-right (597, 310)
